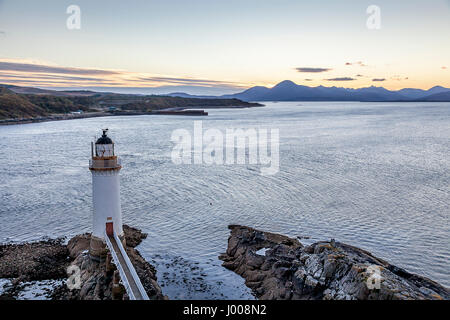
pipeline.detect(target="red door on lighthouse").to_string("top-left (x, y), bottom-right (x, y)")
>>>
top-left (106, 219), bottom-right (114, 236)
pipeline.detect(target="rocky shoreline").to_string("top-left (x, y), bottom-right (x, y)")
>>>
top-left (0, 105), bottom-right (263, 126)
top-left (0, 225), bottom-right (166, 300)
top-left (219, 225), bottom-right (449, 300)
top-left (0, 110), bottom-right (192, 126)
top-left (2, 224), bottom-right (448, 300)
top-left (0, 111), bottom-right (110, 126)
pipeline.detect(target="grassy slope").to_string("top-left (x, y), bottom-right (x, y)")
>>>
top-left (0, 87), bottom-right (261, 120)
top-left (0, 87), bottom-right (47, 119)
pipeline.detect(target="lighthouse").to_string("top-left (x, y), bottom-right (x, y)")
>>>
top-left (89, 129), bottom-right (124, 257)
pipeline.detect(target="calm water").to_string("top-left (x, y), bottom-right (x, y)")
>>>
top-left (0, 102), bottom-right (449, 297)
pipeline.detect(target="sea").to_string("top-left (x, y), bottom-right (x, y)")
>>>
top-left (0, 101), bottom-right (449, 298)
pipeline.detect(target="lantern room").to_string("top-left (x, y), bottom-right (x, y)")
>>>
top-left (95, 129), bottom-right (115, 158)
top-left (89, 129), bottom-right (121, 171)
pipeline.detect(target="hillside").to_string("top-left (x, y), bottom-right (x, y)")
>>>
top-left (120, 96), bottom-right (259, 112)
top-left (3, 84), bottom-right (99, 97)
top-left (0, 87), bottom-right (47, 119)
top-left (0, 87), bottom-right (95, 119)
top-left (0, 85), bottom-right (262, 120)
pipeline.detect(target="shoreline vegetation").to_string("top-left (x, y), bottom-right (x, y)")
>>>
top-left (0, 85), bottom-right (263, 125)
top-left (1, 225), bottom-right (448, 300)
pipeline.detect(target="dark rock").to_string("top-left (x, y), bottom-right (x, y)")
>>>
top-left (0, 225), bottom-right (166, 300)
top-left (123, 225), bottom-right (147, 248)
top-left (67, 233), bottom-right (90, 259)
top-left (219, 225), bottom-right (450, 300)
top-left (0, 238), bottom-right (69, 281)
top-left (245, 251), bottom-right (265, 269)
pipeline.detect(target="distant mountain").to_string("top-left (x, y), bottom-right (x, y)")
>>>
top-left (397, 86), bottom-right (449, 100)
top-left (169, 80), bottom-right (450, 102)
top-left (415, 91), bottom-right (450, 102)
top-left (165, 92), bottom-right (218, 99)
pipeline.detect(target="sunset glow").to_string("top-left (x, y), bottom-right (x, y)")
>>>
top-left (0, 0), bottom-right (449, 94)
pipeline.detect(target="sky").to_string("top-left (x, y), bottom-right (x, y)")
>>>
top-left (0, 0), bottom-right (449, 95)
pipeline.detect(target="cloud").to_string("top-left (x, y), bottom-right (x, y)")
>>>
top-left (0, 61), bottom-right (119, 76)
top-left (390, 75), bottom-right (408, 81)
top-left (355, 74), bottom-right (364, 77)
top-left (295, 67), bottom-right (332, 73)
top-left (345, 61), bottom-right (367, 67)
top-left (0, 59), bottom-right (247, 92)
top-left (137, 76), bottom-right (242, 88)
top-left (372, 78), bottom-right (386, 82)
top-left (325, 77), bottom-right (356, 81)
top-left (0, 72), bottom-right (116, 83)
top-left (0, 78), bottom-right (115, 86)
top-left (304, 79), bottom-right (313, 81)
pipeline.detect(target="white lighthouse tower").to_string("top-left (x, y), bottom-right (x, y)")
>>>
top-left (89, 129), bottom-right (124, 257)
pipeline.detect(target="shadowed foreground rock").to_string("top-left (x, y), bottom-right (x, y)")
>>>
top-left (0, 225), bottom-right (165, 300)
top-left (0, 238), bottom-right (69, 288)
top-left (219, 225), bottom-right (449, 300)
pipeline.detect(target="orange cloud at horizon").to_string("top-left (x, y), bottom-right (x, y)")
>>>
top-left (0, 58), bottom-right (448, 93)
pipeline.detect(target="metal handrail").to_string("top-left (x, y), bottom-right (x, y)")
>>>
top-left (112, 232), bottom-right (149, 300)
top-left (104, 231), bottom-right (136, 300)
top-left (104, 230), bottom-right (149, 300)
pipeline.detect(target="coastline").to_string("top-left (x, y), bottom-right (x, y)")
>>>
top-left (1, 224), bottom-right (448, 300)
top-left (0, 111), bottom-right (110, 126)
top-left (0, 104), bottom-right (264, 126)
top-left (0, 225), bottom-right (166, 300)
top-left (220, 225), bottom-right (449, 300)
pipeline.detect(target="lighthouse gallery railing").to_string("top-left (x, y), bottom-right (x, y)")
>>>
top-left (104, 230), bottom-right (149, 300)
top-left (89, 158), bottom-right (122, 169)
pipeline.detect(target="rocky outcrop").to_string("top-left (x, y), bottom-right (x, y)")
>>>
top-left (53, 225), bottom-right (165, 300)
top-left (0, 238), bottom-right (69, 282)
top-left (219, 225), bottom-right (449, 300)
top-left (0, 225), bottom-right (166, 300)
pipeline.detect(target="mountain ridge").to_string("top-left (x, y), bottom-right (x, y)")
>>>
top-left (167, 81), bottom-right (450, 102)
top-left (4, 82), bottom-right (449, 102)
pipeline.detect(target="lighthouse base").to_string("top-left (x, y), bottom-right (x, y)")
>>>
top-left (89, 236), bottom-right (107, 261)
top-left (89, 234), bottom-right (126, 261)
